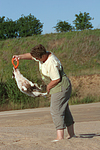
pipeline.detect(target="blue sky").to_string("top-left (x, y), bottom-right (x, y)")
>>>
top-left (0, 0), bottom-right (100, 34)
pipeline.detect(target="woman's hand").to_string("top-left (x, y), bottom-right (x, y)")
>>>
top-left (47, 85), bottom-right (51, 94)
top-left (13, 55), bottom-right (20, 61)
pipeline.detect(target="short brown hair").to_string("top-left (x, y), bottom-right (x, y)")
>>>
top-left (30, 44), bottom-right (46, 58)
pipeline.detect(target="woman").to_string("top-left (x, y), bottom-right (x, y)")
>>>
top-left (13, 44), bottom-right (75, 142)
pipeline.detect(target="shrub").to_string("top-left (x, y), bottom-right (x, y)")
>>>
top-left (0, 78), bottom-right (8, 105)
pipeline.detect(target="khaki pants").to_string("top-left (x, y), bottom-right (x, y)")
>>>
top-left (50, 84), bottom-right (74, 130)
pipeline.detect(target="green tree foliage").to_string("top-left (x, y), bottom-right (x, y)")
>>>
top-left (73, 12), bottom-right (94, 30)
top-left (54, 21), bottom-right (72, 33)
top-left (0, 14), bottom-right (43, 39)
top-left (0, 16), bottom-right (18, 39)
top-left (3, 18), bottom-right (18, 39)
top-left (17, 14), bottom-right (43, 37)
top-left (0, 16), bottom-right (6, 39)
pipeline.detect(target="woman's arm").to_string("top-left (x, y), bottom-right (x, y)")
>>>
top-left (13, 53), bottom-right (33, 60)
top-left (47, 78), bottom-right (61, 94)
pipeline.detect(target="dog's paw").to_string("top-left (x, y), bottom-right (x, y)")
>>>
top-left (22, 86), bottom-right (27, 91)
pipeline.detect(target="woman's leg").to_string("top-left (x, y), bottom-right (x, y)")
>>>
top-left (56, 129), bottom-right (64, 140)
top-left (64, 104), bottom-right (75, 138)
top-left (51, 92), bottom-right (66, 141)
top-left (66, 124), bottom-right (75, 139)
top-left (63, 83), bottom-right (75, 139)
top-left (50, 84), bottom-right (74, 141)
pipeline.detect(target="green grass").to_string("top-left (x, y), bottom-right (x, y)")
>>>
top-left (69, 96), bottom-right (100, 105)
top-left (1, 29), bottom-right (100, 81)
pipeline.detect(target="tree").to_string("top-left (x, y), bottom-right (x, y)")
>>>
top-left (0, 16), bottom-right (6, 39)
top-left (53, 21), bottom-right (72, 33)
top-left (73, 12), bottom-right (94, 30)
top-left (17, 14), bottom-right (43, 37)
top-left (4, 18), bottom-right (18, 38)
top-left (0, 16), bottom-right (18, 39)
top-left (0, 14), bottom-right (43, 39)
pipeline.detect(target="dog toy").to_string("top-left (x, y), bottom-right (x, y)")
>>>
top-left (12, 57), bottom-right (19, 69)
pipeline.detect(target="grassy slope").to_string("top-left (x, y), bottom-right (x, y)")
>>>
top-left (0, 29), bottom-right (100, 109)
top-left (0, 29), bottom-right (100, 82)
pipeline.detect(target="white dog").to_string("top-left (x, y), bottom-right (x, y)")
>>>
top-left (12, 67), bottom-right (47, 97)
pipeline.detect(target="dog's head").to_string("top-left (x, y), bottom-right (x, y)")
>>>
top-left (12, 67), bottom-right (20, 79)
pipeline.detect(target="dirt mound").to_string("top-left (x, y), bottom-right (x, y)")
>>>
top-left (70, 74), bottom-right (100, 99)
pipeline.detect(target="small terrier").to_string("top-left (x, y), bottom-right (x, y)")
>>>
top-left (12, 67), bottom-right (47, 97)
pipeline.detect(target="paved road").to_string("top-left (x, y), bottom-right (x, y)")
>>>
top-left (0, 102), bottom-right (100, 125)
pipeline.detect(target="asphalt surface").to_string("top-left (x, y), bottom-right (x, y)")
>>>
top-left (0, 102), bottom-right (100, 123)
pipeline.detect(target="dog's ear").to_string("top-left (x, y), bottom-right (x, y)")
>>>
top-left (12, 73), bottom-right (15, 79)
top-left (13, 67), bottom-right (15, 71)
top-left (12, 67), bottom-right (15, 78)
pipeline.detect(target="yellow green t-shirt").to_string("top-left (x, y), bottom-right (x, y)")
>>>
top-left (39, 53), bottom-right (70, 94)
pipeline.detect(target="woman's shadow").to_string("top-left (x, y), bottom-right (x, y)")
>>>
top-left (79, 133), bottom-right (100, 138)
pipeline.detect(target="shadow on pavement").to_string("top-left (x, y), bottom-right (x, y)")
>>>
top-left (79, 133), bottom-right (100, 138)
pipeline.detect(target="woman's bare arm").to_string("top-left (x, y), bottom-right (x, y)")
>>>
top-left (47, 78), bottom-right (61, 94)
top-left (13, 53), bottom-right (33, 60)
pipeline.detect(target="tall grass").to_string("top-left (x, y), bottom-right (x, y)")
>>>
top-left (69, 91), bottom-right (100, 105)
